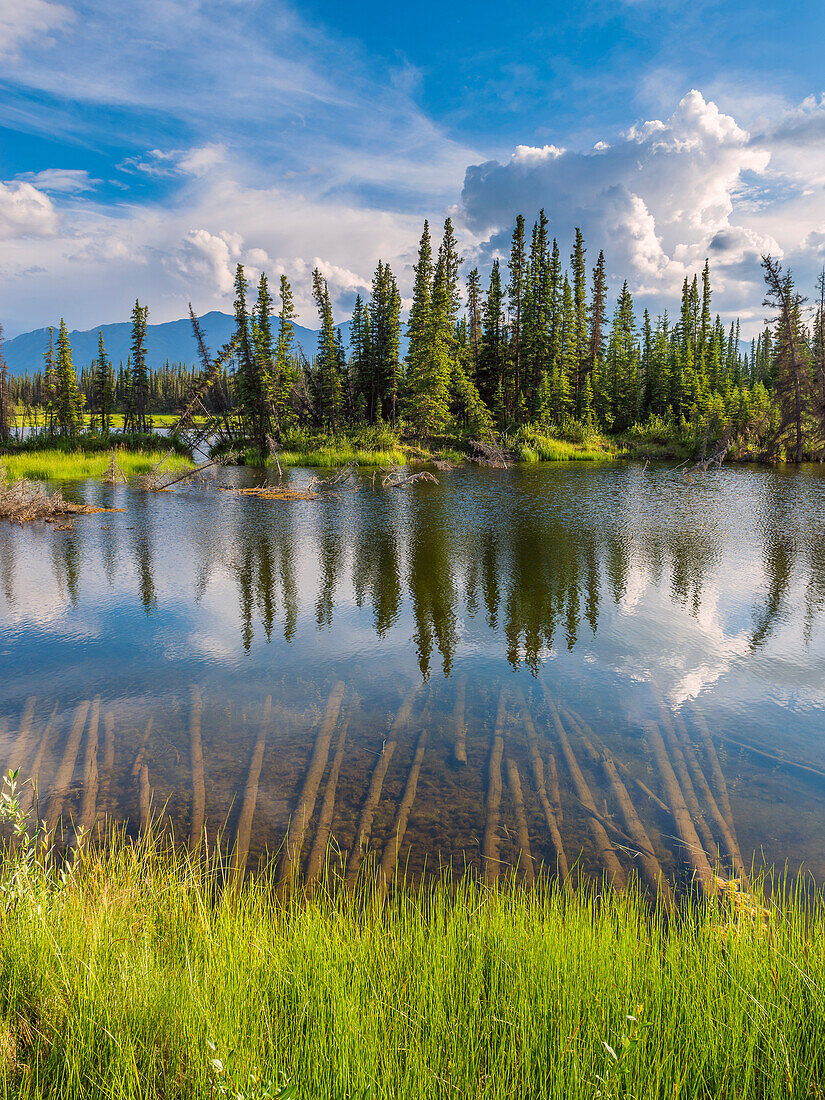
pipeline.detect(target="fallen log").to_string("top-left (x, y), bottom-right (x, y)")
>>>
top-left (513, 685), bottom-right (567, 879)
top-left (346, 684), bottom-right (422, 885)
top-left (231, 695), bottom-right (271, 879)
top-left (77, 696), bottom-right (100, 834)
top-left (46, 701), bottom-right (90, 834)
top-left (452, 675), bottom-right (467, 764)
top-left (505, 756), bottom-right (535, 885)
top-left (542, 684), bottom-right (625, 888)
top-left (279, 682), bottom-right (346, 893)
top-left (655, 699), bottom-right (719, 861)
top-left (188, 687), bottom-right (205, 850)
top-left (305, 706), bottom-right (352, 885)
top-left (600, 751), bottom-right (672, 906)
top-left (19, 704), bottom-right (58, 818)
top-left (379, 721), bottom-right (429, 896)
top-left (482, 690), bottom-right (508, 885)
top-left (644, 720), bottom-right (714, 895)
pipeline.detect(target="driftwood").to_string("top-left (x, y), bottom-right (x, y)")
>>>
top-left (381, 470), bottom-right (438, 489)
top-left (46, 700), bottom-right (90, 833)
top-left (481, 690), bottom-right (507, 884)
top-left (452, 675), bottom-right (467, 764)
top-left (600, 751), bottom-right (672, 906)
top-left (141, 457), bottom-right (222, 492)
top-left (231, 695), bottom-right (271, 878)
top-left (279, 682), bottom-right (346, 892)
top-left (188, 687), bottom-right (205, 849)
top-left (379, 720), bottom-right (429, 896)
top-left (505, 757), bottom-right (535, 885)
top-left (644, 720), bottom-right (714, 895)
top-left (77, 696), bottom-right (100, 834)
top-left (468, 439), bottom-right (510, 469)
top-left (542, 686), bottom-right (626, 887)
top-left (0, 476), bottom-right (122, 524)
top-left (513, 685), bottom-right (567, 879)
top-left (305, 706), bottom-right (352, 885)
top-left (346, 684), bottom-right (422, 885)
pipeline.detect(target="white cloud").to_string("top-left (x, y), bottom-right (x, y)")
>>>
top-left (0, 180), bottom-right (58, 239)
top-left (14, 168), bottom-right (97, 193)
top-left (0, 0), bottom-right (73, 59)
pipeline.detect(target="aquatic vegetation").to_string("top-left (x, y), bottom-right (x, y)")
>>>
top-left (509, 425), bottom-right (613, 463)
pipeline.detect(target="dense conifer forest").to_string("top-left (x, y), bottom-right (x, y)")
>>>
top-left (3, 213), bottom-right (825, 462)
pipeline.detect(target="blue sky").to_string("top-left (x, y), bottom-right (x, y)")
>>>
top-left (2, 0), bottom-right (825, 336)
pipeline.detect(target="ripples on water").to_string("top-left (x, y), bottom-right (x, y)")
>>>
top-left (0, 461), bottom-right (823, 888)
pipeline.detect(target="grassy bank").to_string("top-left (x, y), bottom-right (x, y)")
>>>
top-left (0, 815), bottom-right (823, 1099)
top-left (1, 447), bottom-right (192, 482)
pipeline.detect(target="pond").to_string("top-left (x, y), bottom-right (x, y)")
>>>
top-left (1, 460), bottom-right (824, 890)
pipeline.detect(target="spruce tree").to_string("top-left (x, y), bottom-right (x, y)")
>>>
top-left (43, 327), bottom-right (56, 437)
top-left (0, 322), bottom-right (12, 444)
top-left (507, 215), bottom-right (527, 398)
top-left (93, 330), bottom-right (113, 434)
top-left (478, 260), bottom-right (506, 413)
top-left (466, 267), bottom-right (482, 379)
top-left (570, 228), bottom-right (588, 408)
top-left (274, 274), bottom-right (297, 433)
top-left (124, 300), bottom-right (150, 434)
top-left (312, 268), bottom-right (343, 432)
top-left (53, 318), bottom-right (83, 435)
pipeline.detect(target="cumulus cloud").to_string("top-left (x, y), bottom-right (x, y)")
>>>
top-left (462, 90), bottom-right (778, 318)
top-left (0, 180), bottom-right (58, 239)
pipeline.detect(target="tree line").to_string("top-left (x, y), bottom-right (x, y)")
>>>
top-left (2, 211), bottom-right (824, 461)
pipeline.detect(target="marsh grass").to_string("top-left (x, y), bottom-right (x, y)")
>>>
top-left (1, 448), bottom-right (192, 483)
top-left (0, 781), bottom-right (823, 1100)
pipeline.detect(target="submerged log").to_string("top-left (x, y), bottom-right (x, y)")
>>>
top-left (6, 697), bottom-right (37, 777)
top-left (505, 756), bottom-right (535, 885)
top-left (305, 707), bottom-right (352, 885)
top-left (600, 751), bottom-right (672, 906)
top-left (99, 711), bottom-right (116, 818)
top-left (279, 682), bottom-right (346, 892)
top-left (138, 764), bottom-right (151, 833)
top-left (452, 675), bottom-right (467, 764)
top-left (513, 685), bottom-right (567, 879)
top-left (346, 684), bottom-right (422, 885)
top-left (563, 705), bottom-right (671, 815)
top-left (77, 696), bottom-right (101, 835)
top-left (131, 718), bottom-right (154, 778)
top-left (188, 687), bottom-right (205, 850)
top-left (19, 704), bottom-right (58, 818)
top-left (671, 708), bottom-right (747, 883)
top-left (691, 705), bottom-right (737, 824)
top-left (644, 719), bottom-right (714, 895)
top-left (655, 699), bottom-right (719, 862)
top-left (542, 685), bottom-right (626, 888)
top-left (481, 689), bottom-right (507, 884)
top-left (231, 695), bottom-right (272, 879)
top-left (46, 700), bottom-right (90, 834)
top-left (379, 721), bottom-right (429, 896)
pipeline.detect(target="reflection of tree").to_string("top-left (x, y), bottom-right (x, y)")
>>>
top-left (51, 529), bottom-right (81, 606)
top-left (315, 503), bottom-right (343, 629)
top-left (408, 495), bottom-right (457, 679)
top-left (124, 492), bottom-right (156, 614)
top-left (352, 497), bottom-right (401, 636)
top-left (0, 529), bottom-right (15, 609)
top-left (750, 479), bottom-right (798, 650)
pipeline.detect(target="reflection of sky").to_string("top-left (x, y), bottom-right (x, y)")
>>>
top-left (2, 466), bottom-right (824, 745)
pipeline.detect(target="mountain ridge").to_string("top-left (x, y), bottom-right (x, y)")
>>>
top-left (0, 311), bottom-right (362, 377)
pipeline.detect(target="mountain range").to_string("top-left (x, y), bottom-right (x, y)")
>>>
top-left (1, 311), bottom-right (367, 376)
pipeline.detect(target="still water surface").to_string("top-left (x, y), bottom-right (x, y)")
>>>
top-left (1, 461), bottom-right (823, 887)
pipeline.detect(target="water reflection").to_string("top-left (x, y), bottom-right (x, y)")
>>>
top-left (0, 462), bottom-right (824, 885)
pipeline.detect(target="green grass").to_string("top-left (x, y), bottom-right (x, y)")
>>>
top-left (510, 427), bottom-right (613, 463)
top-left (0, 811), bottom-right (823, 1099)
top-left (1, 448), bottom-right (192, 482)
top-left (271, 446), bottom-right (409, 468)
